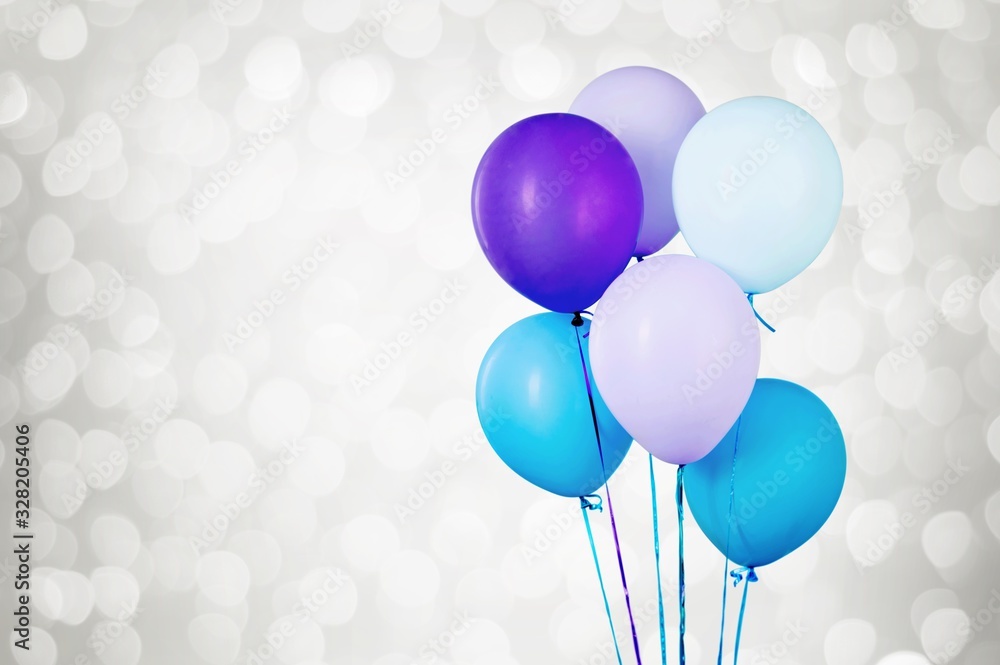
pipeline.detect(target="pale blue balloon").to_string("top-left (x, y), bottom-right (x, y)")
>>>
top-left (476, 313), bottom-right (632, 497)
top-left (684, 379), bottom-right (846, 568)
top-left (673, 96), bottom-right (843, 294)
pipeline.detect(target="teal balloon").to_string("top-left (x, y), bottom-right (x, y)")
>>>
top-left (476, 313), bottom-right (632, 497)
top-left (673, 96), bottom-right (843, 294)
top-left (685, 379), bottom-right (846, 568)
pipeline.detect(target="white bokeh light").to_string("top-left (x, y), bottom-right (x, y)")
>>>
top-left (248, 378), bottom-right (312, 447)
top-left (196, 551), bottom-right (251, 606)
top-left (154, 419), bottom-right (210, 480)
top-left (341, 514), bottom-right (401, 573)
top-left (188, 614), bottom-right (242, 665)
top-left (825, 618), bottom-right (878, 665)
top-left (921, 511), bottom-right (973, 569)
top-left (38, 5), bottom-right (88, 60)
top-left (380, 549), bottom-right (441, 608)
top-left (90, 515), bottom-right (141, 567)
top-left (26, 214), bottom-right (74, 273)
top-left (0, 72), bottom-right (29, 126)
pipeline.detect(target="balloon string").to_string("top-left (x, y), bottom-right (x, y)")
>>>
top-left (677, 465), bottom-right (686, 665)
top-left (573, 324), bottom-right (643, 665)
top-left (729, 567), bottom-right (757, 665)
top-left (716, 417), bottom-right (743, 665)
top-left (746, 294), bottom-right (776, 333)
top-left (581, 494), bottom-right (624, 665)
top-left (650, 454), bottom-right (667, 665)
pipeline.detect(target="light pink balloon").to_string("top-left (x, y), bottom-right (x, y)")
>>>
top-left (589, 254), bottom-right (761, 465)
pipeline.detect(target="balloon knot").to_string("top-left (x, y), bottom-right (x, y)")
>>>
top-left (572, 312), bottom-right (585, 327)
top-left (636, 255), bottom-right (644, 262)
top-left (580, 494), bottom-right (604, 512)
top-left (730, 566), bottom-right (757, 586)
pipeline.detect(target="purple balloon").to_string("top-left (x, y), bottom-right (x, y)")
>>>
top-left (571, 67), bottom-right (705, 258)
top-left (472, 113), bottom-right (643, 313)
top-left (589, 255), bottom-right (761, 465)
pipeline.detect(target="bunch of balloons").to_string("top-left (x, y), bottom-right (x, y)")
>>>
top-left (473, 66), bottom-right (847, 662)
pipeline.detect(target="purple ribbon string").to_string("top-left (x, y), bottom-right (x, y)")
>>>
top-left (677, 465), bottom-right (686, 665)
top-left (650, 454), bottom-right (667, 665)
top-left (574, 319), bottom-right (643, 665)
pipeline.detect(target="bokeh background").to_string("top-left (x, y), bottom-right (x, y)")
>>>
top-left (1, 0), bottom-right (999, 664)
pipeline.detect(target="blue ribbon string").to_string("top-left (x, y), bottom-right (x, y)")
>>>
top-left (676, 465), bottom-right (686, 665)
top-left (574, 322), bottom-right (643, 665)
top-left (729, 567), bottom-right (757, 665)
top-left (746, 294), bottom-right (776, 333)
top-left (716, 417), bottom-right (743, 665)
top-left (650, 455), bottom-right (667, 665)
top-left (580, 494), bottom-right (624, 665)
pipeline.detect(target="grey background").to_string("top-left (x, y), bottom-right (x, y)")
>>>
top-left (1, 0), bottom-right (999, 664)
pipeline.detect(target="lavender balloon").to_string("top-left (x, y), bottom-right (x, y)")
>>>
top-left (472, 113), bottom-right (643, 313)
top-left (589, 255), bottom-right (761, 465)
top-left (571, 66), bottom-right (705, 257)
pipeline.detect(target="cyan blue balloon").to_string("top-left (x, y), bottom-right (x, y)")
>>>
top-left (476, 313), bottom-right (633, 497)
top-left (673, 96), bottom-right (843, 294)
top-left (684, 378), bottom-right (846, 568)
